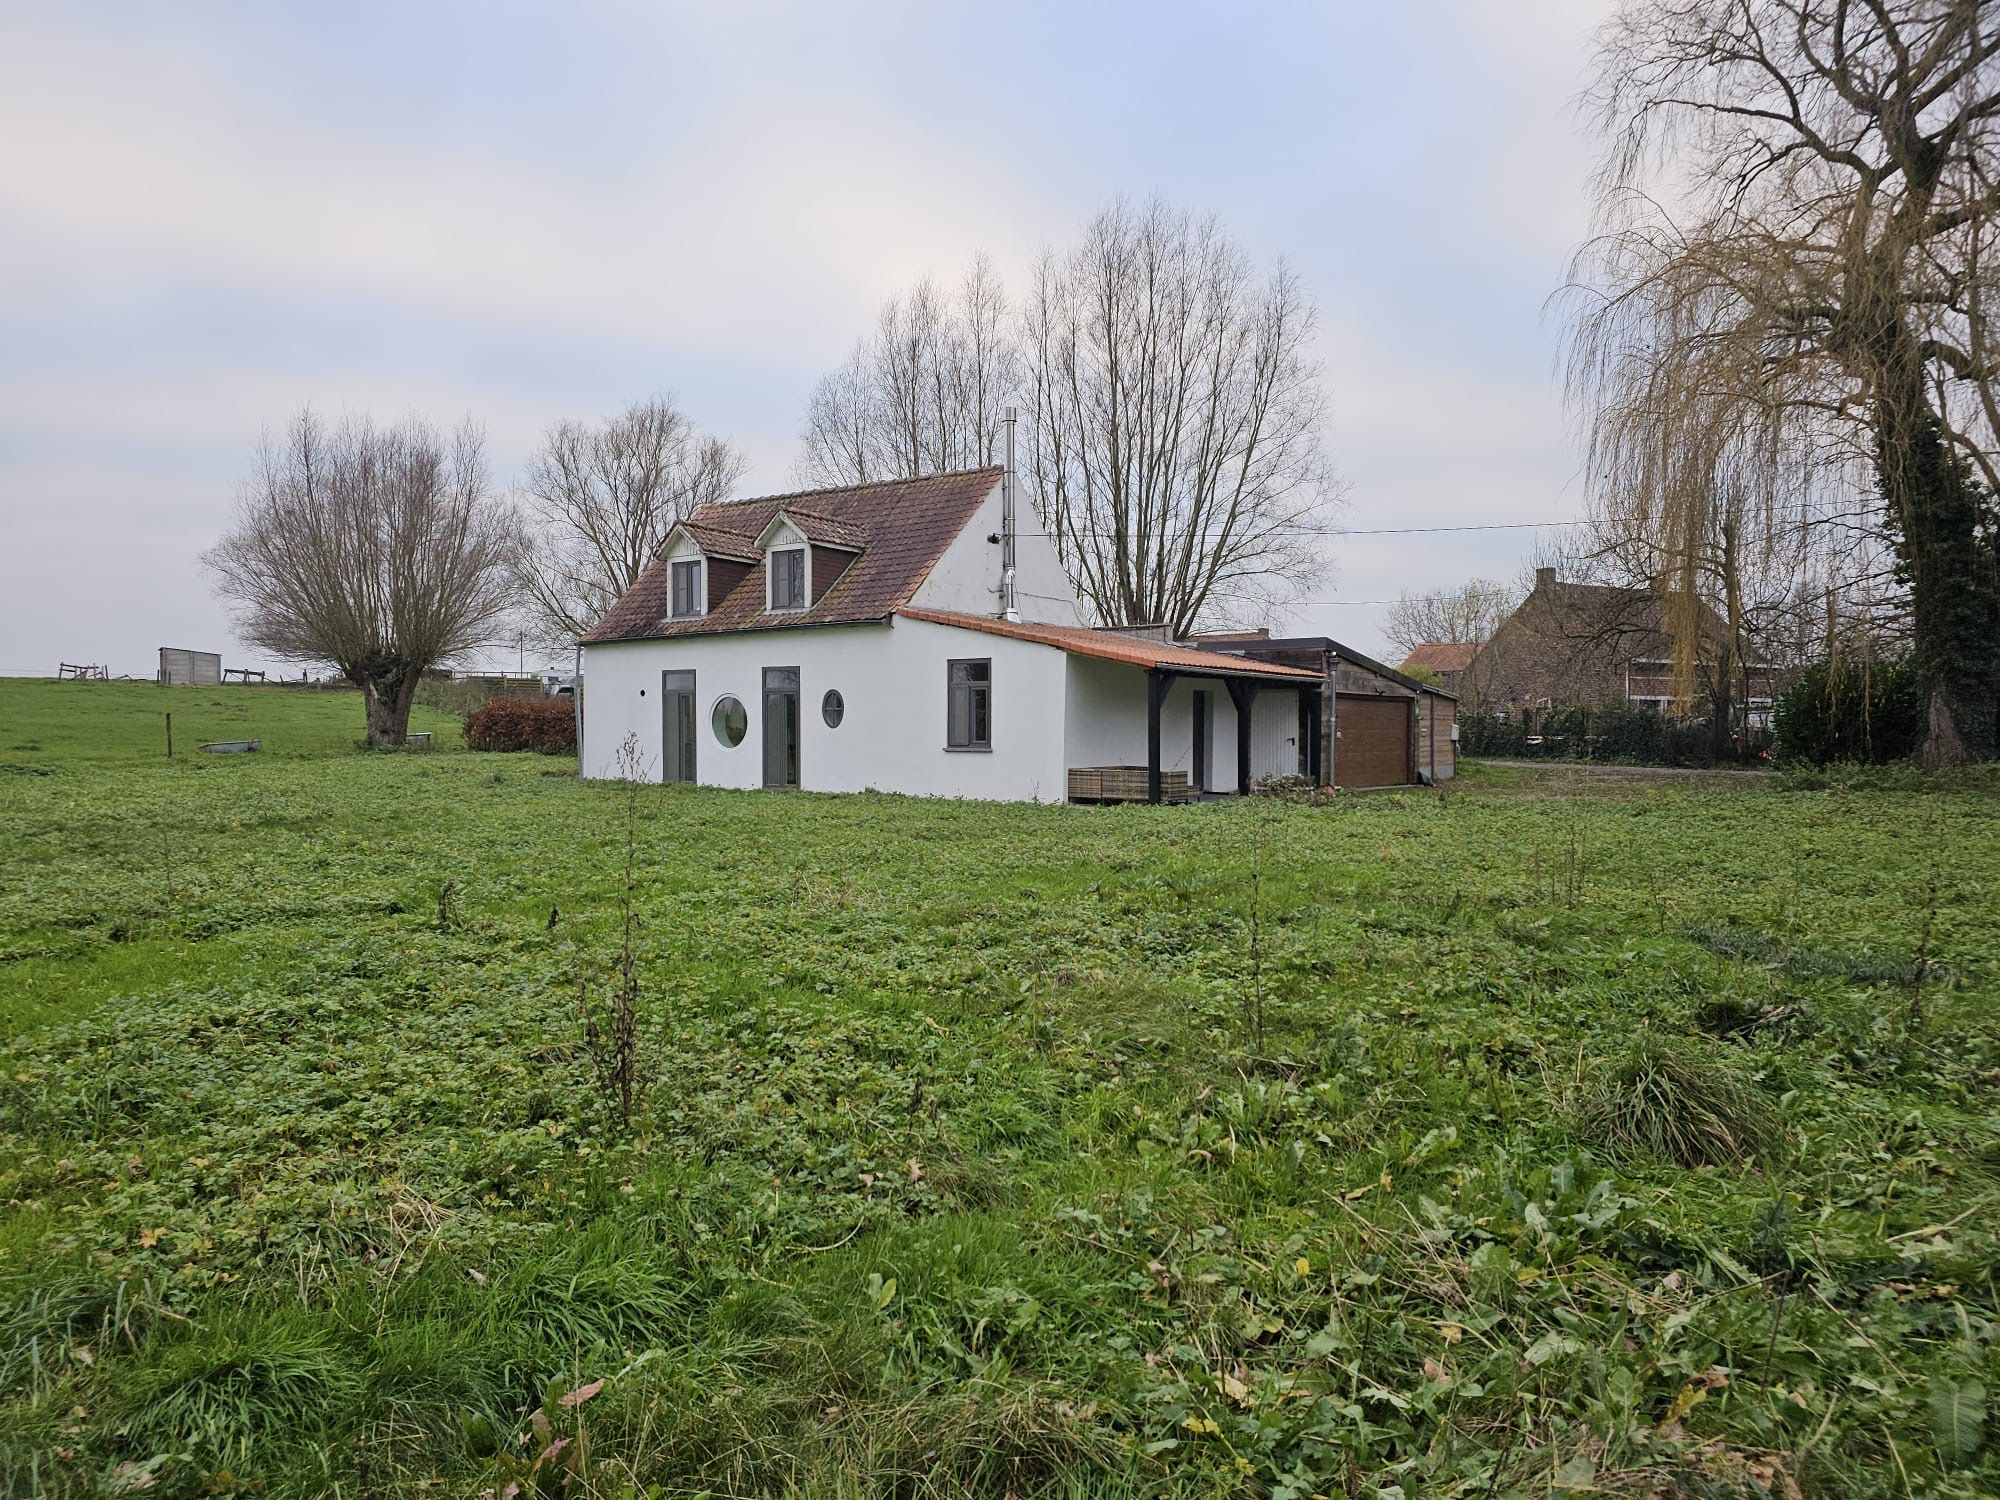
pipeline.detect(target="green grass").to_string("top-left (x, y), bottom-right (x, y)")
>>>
top-left (0, 678), bottom-right (459, 763)
top-left (1, 679), bottom-right (1996, 1497)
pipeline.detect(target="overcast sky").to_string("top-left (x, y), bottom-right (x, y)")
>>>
top-left (0, 0), bottom-right (1608, 677)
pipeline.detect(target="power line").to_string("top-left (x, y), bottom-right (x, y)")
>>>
top-left (1018, 518), bottom-right (1584, 539)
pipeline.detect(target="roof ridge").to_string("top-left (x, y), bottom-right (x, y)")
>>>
top-left (710, 465), bottom-right (1003, 511)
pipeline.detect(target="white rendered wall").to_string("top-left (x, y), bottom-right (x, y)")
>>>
top-left (1062, 657), bottom-right (1309, 791)
top-left (1064, 658), bottom-right (1258, 793)
top-left (581, 616), bottom-right (1069, 802)
top-left (910, 480), bottom-right (1085, 626)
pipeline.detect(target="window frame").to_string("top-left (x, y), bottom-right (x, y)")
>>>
top-left (767, 546), bottom-right (808, 612)
top-left (711, 694), bottom-right (749, 748)
top-left (669, 557), bottom-right (704, 619)
top-left (946, 657), bottom-right (992, 752)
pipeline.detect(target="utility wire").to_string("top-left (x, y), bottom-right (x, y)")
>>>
top-left (1017, 518), bottom-right (1583, 539)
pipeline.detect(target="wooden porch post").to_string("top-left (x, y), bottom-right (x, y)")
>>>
top-left (1225, 678), bottom-right (1257, 795)
top-left (1303, 689), bottom-right (1322, 781)
top-left (1146, 669), bottom-right (1175, 803)
top-left (1319, 648), bottom-right (1337, 789)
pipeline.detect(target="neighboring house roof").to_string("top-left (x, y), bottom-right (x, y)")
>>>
top-left (1526, 577), bottom-right (1727, 648)
top-left (1400, 642), bottom-right (1476, 674)
top-left (900, 609), bottom-right (1323, 682)
top-left (582, 467), bottom-right (1002, 644)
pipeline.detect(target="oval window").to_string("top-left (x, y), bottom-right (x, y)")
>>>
top-left (822, 689), bottom-right (845, 728)
top-left (712, 695), bottom-right (748, 747)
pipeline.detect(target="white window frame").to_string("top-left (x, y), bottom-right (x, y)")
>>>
top-left (767, 544), bottom-right (809, 612)
top-left (669, 557), bottom-right (705, 619)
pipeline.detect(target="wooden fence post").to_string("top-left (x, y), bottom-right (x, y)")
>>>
top-left (166, 712), bottom-right (173, 760)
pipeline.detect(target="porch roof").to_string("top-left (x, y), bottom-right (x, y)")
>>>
top-left (898, 609), bottom-right (1321, 683)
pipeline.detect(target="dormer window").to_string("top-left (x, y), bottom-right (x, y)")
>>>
top-left (769, 546), bottom-right (807, 611)
top-left (670, 559), bottom-right (703, 618)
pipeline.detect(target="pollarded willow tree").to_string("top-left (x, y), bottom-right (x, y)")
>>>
top-left (1025, 199), bottom-right (1337, 635)
top-left (514, 398), bottom-right (745, 651)
top-left (206, 409), bottom-right (518, 746)
top-left (1564, 0), bottom-right (2000, 764)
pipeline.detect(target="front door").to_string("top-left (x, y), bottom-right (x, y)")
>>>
top-left (1191, 689), bottom-right (1211, 791)
top-left (762, 666), bottom-right (799, 788)
top-left (661, 670), bottom-right (696, 783)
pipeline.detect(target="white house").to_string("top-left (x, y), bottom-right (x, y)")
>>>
top-left (577, 462), bottom-right (1324, 802)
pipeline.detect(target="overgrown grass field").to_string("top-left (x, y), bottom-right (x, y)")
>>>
top-left (1, 680), bottom-right (1996, 1497)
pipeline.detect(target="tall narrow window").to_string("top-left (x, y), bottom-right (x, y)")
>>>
top-left (670, 559), bottom-right (702, 618)
top-left (947, 659), bottom-right (991, 750)
top-left (769, 547), bottom-right (806, 610)
top-left (763, 666), bottom-right (800, 788)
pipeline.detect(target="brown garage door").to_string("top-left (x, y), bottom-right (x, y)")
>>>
top-left (1334, 694), bottom-right (1412, 788)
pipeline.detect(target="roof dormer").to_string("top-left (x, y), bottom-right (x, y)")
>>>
top-left (658, 519), bottom-right (759, 620)
top-left (754, 508), bottom-right (864, 611)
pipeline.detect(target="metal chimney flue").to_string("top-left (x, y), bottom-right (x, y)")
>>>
top-left (1000, 406), bottom-right (1021, 621)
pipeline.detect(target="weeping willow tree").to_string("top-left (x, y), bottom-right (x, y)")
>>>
top-left (1563, 0), bottom-right (2000, 765)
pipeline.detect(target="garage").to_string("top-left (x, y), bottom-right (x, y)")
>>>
top-left (1190, 632), bottom-right (1456, 788)
top-left (1333, 693), bottom-right (1411, 788)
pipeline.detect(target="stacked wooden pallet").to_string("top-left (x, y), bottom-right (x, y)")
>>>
top-left (1067, 766), bottom-right (1192, 804)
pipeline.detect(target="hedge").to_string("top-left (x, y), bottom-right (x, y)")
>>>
top-left (1458, 702), bottom-right (1740, 767)
top-left (1770, 658), bottom-right (1922, 765)
top-left (463, 695), bottom-right (577, 754)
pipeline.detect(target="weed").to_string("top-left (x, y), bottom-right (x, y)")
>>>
top-left (435, 877), bottom-right (463, 932)
top-left (577, 733), bottom-right (651, 1129)
top-left (1578, 1035), bottom-right (1786, 1167)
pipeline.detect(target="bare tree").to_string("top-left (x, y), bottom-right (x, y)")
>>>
top-left (796, 255), bottom-right (1022, 486)
top-left (1026, 199), bottom-right (1338, 635)
top-left (515, 398), bottom-right (745, 650)
top-left (207, 409), bottom-right (518, 746)
top-left (1384, 579), bottom-right (1519, 711)
top-left (1384, 578), bottom-right (1520, 658)
top-left (1563, 0), bottom-right (2000, 764)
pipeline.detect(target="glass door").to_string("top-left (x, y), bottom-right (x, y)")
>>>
top-left (762, 666), bottom-right (799, 788)
top-left (661, 670), bottom-right (696, 783)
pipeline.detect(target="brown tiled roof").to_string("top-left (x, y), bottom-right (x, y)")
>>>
top-left (1400, 642), bottom-right (1476, 673)
top-left (677, 519), bottom-right (760, 563)
top-left (772, 507), bottom-right (869, 551)
top-left (582, 467), bottom-right (1001, 644)
top-left (898, 610), bottom-right (1322, 682)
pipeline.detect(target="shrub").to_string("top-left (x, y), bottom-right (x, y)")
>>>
top-left (463, 695), bottom-right (576, 754)
top-left (1578, 1036), bottom-right (1784, 1168)
top-left (1771, 657), bottom-right (1922, 765)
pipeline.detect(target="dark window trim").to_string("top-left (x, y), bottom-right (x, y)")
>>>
top-left (768, 546), bottom-right (808, 612)
top-left (946, 657), bottom-right (992, 751)
top-left (670, 557), bottom-right (704, 619)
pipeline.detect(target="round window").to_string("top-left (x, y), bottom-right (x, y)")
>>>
top-left (712, 695), bottom-right (748, 747)
top-left (822, 689), bottom-right (845, 728)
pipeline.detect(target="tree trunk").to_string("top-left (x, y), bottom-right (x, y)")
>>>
top-left (356, 661), bottom-right (420, 747)
top-left (1876, 379), bottom-right (2000, 766)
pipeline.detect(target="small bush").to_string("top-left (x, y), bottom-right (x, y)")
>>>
top-left (1578, 1036), bottom-right (1784, 1168)
top-left (463, 695), bottom-right (576, 754)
